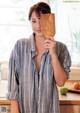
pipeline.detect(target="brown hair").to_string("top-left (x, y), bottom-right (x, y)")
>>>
top-left (28, 2), bottom-right (51, 20)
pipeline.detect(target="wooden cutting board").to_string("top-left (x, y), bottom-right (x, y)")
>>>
top-left (41, 13), bottom-right (55, 38)
top-left (68, 87), bottom-right (80, 93)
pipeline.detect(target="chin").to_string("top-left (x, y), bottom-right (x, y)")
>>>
top-left (36, 33), bottom-right (43, 37)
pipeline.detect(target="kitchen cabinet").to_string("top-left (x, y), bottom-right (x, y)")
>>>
top-left (60, 95), bottom-right (80, 113)
top-left (0, 105), bottom-right (10, 113)
top-left (60, 105), bottom-right (80, 113)
top-left (0, 100), bottom-right (10, 113)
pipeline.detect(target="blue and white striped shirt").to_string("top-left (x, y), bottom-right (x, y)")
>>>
top-left (7, 33), bottom-right (71, 113)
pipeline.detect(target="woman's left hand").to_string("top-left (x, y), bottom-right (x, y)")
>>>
top-left (44, 36), bottom-right (56, 56)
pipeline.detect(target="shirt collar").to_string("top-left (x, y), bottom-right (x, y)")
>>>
top-left (30, 33), bottom-right (36, 52)
top-left (29, 33), bottom-right (49, 58)
top-left (29, 33), bottom-right (37, 58)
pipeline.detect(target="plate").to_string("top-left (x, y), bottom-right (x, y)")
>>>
top-left (68, 87), bottom-right (80, 93)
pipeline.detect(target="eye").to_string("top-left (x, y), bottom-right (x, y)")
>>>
top-left (31, 20), bottom-right (36, 23)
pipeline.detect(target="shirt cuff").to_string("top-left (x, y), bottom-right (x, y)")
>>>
top-left (6, 92), bottom-right (19, 101)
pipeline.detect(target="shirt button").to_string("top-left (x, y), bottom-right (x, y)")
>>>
top-left (38, 101), bottom-right (39, 104)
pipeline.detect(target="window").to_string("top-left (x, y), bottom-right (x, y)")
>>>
top-left (50, 0), bottom-right (80, 66)
top-left (0, 0), bottom-right (39, 61)
top-left (0, 0), bottom-right (80, 81)
top-left (63, 0), bottom-right (80, 2)
top-left (0, 0), bottom-right (40, 81)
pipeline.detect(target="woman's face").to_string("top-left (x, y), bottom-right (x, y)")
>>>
top-left (30, 11), bottom-right (43, 37)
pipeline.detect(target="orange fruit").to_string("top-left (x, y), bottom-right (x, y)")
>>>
top-left (79, 83), bottom-right (80, 89)
top-left (73, 82), bottom-right (80, 90)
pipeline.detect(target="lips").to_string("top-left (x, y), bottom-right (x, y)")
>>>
top-left (36, 30), bottom-right (41, 32)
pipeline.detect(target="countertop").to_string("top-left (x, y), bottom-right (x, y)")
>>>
top-left (0, 92), bottom-right (80, 105)
top-left (59, 81), bottom-right (80, 105)
top-left (59, 92), bottom-right (80, 105)
top-left (0, 80), bottom-right (80, 105)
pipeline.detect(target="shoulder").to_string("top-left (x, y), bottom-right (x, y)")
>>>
top-left (12, 38), bottom-right (31, 55)
top-left (16, 38), bottom-right (29, 46)
top-left (56, 41), bottom-right (69, 57)
top-left (14, 38), bottom-right (31, 49)
top-left (56, 41), bottom-right (67, 49)
top-left (56, 41), bottom-right (68, 52)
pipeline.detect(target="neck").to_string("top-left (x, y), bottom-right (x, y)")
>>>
top-left (35, 35), bottom-right (45, 44)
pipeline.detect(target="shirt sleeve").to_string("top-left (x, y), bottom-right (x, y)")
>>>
top-left (58, 43), bottom-right (71, 79)
top-left (7, 41), bottom-right (20, 101)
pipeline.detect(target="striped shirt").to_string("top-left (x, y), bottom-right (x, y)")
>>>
top-left (7, 33), bottom-right (71, 113)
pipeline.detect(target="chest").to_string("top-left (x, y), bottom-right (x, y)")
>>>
top-left (35, 46), bottom-right (45, 72)
top-left (35, 52), bottom-right (44, 73)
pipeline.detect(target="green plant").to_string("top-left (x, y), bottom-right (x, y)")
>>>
top-left (72, 31), bottom-right (80, 50)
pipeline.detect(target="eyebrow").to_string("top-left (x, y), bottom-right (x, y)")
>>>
top-left (31, 18), bottom-right (36, 20)
top-left (31, 17), bottom-right (40, 20)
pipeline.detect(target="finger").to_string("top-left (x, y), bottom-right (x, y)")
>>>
top-left (48, 38), bottom-right (56, 45)
top-left (44, 39), bottom-right (52, 44)
top-left (44, 43), bottom-right (50, 48)
top-left (46, 36), bottom-right (54, 40)
top-left (44, 45), bottom-right (50, 50)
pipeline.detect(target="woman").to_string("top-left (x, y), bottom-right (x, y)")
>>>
top-left (7, 2), bottom-right (71, 113)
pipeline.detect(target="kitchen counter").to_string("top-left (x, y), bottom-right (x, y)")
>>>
top-left (59, 92), bottom-right (80, 105)
top-left (0, 80), bottom-right (80, 105)
top-left (59, 80), bottom-right (80, 105)
top-left (0, 98), bottom-right (10, 105)
top-left (59, 81), bottom-right (80, 113)
top-left (0, 81), bottom-right (80, 113)
top-left (59, 92), bottom-right (80, 113)
top-left (0, 92), bottom-right (80, 105)
top-left (0, 92), bottom-right (80, 113)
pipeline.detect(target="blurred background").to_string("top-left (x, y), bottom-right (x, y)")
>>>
top-left (0, 0), bottom-right (80, 93)
top-left (0, 1), bottom-right (80, 113)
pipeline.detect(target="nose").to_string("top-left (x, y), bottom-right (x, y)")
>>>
top-left (36, 20), bottom-right (41, 28)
